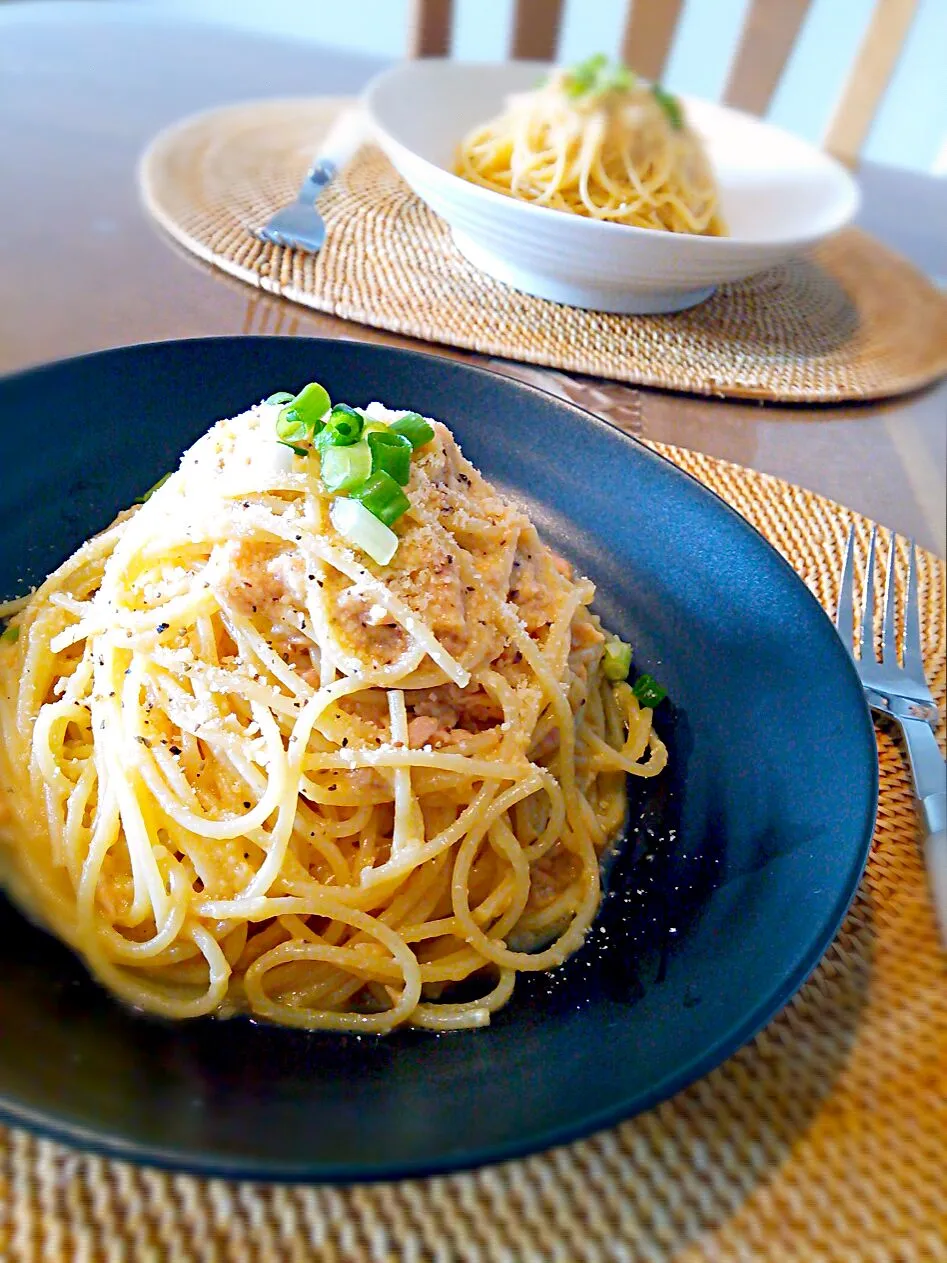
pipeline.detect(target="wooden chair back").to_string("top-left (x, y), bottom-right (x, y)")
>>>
top-left (408, 0), bottom-right (920, 165)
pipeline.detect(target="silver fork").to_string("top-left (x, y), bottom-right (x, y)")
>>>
top-left (836, 526), bottom-right (946, 942)
top-left (257, 108), bottom-right (367, 253)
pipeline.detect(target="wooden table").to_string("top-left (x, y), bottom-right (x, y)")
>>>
top-left (1, 1), bottom-right (945, 554)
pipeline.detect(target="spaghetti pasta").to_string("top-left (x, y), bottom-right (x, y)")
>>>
top-left (455, 55), bottom-right (726, 236)
top-left (0, 393), bottom-right (667, 1032)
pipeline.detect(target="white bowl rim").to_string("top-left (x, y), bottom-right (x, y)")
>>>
top-left (364, 58), bottom-right (861, 252)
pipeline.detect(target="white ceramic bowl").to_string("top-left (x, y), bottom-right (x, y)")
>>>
top-left (364, 60), bottom-right (860, 314)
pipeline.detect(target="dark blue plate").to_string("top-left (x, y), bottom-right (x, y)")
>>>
top-left (0, 337), bottom-right (877, 1181)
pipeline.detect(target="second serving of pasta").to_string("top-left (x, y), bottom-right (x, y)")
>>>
top-left (456, 55), bottom-right (726, 237)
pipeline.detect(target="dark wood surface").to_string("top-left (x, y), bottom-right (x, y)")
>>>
top-left (1, 1), bottom-right (944, 554)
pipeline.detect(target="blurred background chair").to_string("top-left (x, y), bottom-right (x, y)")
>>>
top-left (409, 0), bottom-right (929, 168)
top-left (131, 0), bottom-right (945, 175)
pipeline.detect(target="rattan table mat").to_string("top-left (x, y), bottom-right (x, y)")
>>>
top-left (139, 97), bottom-right (947, 405)
top-left (1, 441), bottom-right (945, 1263)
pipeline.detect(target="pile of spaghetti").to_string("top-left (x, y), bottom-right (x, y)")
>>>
top-left (456, 54), bottom-right (726, 236)
top-left (0, 385), bottom-right (666, 1032)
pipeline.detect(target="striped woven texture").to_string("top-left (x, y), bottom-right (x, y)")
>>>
top-left (1, 440), bottom-right (945, 1263)
top-left (139, 98), bottom-right (947, 405)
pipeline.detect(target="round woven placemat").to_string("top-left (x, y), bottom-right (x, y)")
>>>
top-left (139, 98), bottom-right (947, 404)
top-left (1, 443), bottom-right (945, 1263)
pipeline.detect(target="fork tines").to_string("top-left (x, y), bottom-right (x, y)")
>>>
top-left (837, 525), bottom-right (919, 670)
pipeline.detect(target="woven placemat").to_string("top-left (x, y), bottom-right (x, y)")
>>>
top-left (139, 97), bottom-right (947, 404)
top-left (1, 442), bottom-right (945, 1263)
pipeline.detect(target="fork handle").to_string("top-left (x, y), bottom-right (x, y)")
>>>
top-left (299, 108), bottom-right (368, 199)
top-left (317, 107), bottom-right (368, 172)
top-left (927, 824), bottom-right (947, 946)
top-left (900, 716), bottom-right (947, 945)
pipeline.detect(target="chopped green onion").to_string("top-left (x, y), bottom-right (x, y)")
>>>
top-left (564, 52), bottom-right (608, 97)
top-left (134, 472), bottom-right (171, 504)
top-left (603, 636), bottom-right (632, 681)
top-left (330, 496), bottom-right (399, 566)
top-left (652, 84), bottom-right (683, 131)
top-left (265, 391), bottom-right (295, 406)
top-left (388, 412), bottom-right (434, 450)
top-left (320, 440), bottom-right (372, 493)
top-left (276, 405), bottom-right (310, 445)
top-left (633, 673), bottom-right (667, 707)
top-left (280, 440), bottom-right (309, 457)
top-left (604, 64), bottom-right (635, 93)
top-left (1, 624), bottom-right (19, 644)
top-left (561, 53), bottom-right (633, 99)
top-left (367, 430), bottom-right (412, 486)
top-left (275, 381), bottom-right (332, 445)
top-left (350, 470), bottom-right (411, 527)
top-left (318, 404), bottom-right (364, 447)
top-left (291, 381), bottom-right (331, 431)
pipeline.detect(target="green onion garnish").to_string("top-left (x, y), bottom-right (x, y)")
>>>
top-left (388, 412), bottom-right (434, 450)
top-left (134, 472), bottom-right (171, 504)
top-left (330, 496), bottom-right (398, 567)
top-left (320, 440), bottom-right (372, 493)
top-left (291, 381), bottom-right (331, 431)
top-left (562, 54), bottom-right (633, 99)
top-left (276, 405), bottom-right (310, 445)
top-left (275, 381), bottom-right (332, 446)
top-left (633, 673), bottom-right (667, 707)
top-left (564, 52), bottom-right (608, 97)
top-left (367, 430), bottom-right (412, 486)
top-left (604, 64), bottom-right (634, 93)
top-left (603, 636), bottom-right (632, 681)
top-left (280, 440), bottom-right (309, 457)
top-left (318, 404), bottom-right (364, 448)
top-left (265, 391), bottom-right (295, 406)
top-left (652, 84), bottom-right (683, 130)
top-left (1, 624), bottom-right (20, 644)
top-left (350, 470), bottom-right (410, 527)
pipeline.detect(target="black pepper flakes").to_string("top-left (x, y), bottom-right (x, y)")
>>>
top-left (155, 623), bottom-right (169, 634)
